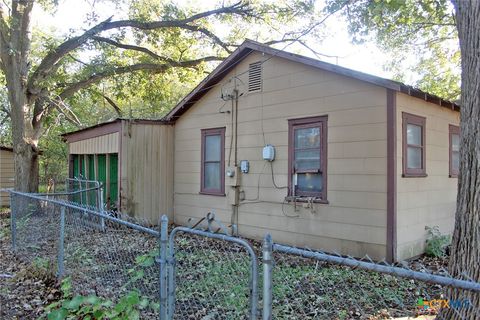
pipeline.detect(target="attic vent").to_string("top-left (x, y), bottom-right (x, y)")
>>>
top-left (248, 61), bottom-right (262, 92)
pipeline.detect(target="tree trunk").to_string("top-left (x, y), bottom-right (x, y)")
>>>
top-left (14, 141), bottom-right (40, 193)
top-left (1, 0), bottom-right (39, 193)
top-left (443, 1), bottom-right (480, 319)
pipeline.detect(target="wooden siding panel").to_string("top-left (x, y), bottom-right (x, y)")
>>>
top-left (395, 93), bottom-right (459, 260)
top-left (121, 122), bottom-right (174, 223)
top-left (69, 132), bottom-right (119, 154)
top-left (0, 149), bottom-right (14, 206)
top-left (174, 52), bottom-right (389, 260)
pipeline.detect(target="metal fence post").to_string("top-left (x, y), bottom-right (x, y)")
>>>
top-left (10, 194), bottom-right (16, 251)
top-left (57, 206), bottom-right (66, 278)
top-left (159, 215), bottom-right (168, 320)
top-left (167, 228), bottom-right (176, 319)
top-left (262, 234), bottom-right (273, 320)
top-left (98, 184), bottom-right (105, 231)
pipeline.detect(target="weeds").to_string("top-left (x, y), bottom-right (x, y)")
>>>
top-left (425, 226), bottom-right (451, 258)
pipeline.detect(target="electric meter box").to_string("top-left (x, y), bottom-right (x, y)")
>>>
top-left (262, 145), bottom-right (275, 161)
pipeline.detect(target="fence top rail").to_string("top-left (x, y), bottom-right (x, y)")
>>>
top-left (33, 186), bottom-right (102, 197)
top-left (272, 243), bottom-right (480, 292)
top-left (66, 177), bottom-right (101, 185)
top-left (169, 226), bottom-right (257, 261)
top-left (7, 190), bottom-right (160, 237)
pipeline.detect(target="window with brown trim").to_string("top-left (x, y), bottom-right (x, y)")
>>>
top-left (449, 124), bottom-right (460, 177)
top-left (288, 116), bottom-right (328, 201)
top-left (402, 112), bottom-right (427, 177)
top-left (200, 127), bottom-right (225, 195)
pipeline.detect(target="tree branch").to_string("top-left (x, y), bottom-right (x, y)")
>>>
top-left (100, 1), bottom-right (250, 32)
top-left (92, 36), bottom-right (225, 64)
top-left (92, 36), bottom-right (165, 60)
top-left (28, 1), bottom-right (250, 97)
top-left (101, 94), bottom-right (122, 116)
top-left (58, 57), bottom-right (220, 100)
top-left (27, 16), bottom-right (114, 96)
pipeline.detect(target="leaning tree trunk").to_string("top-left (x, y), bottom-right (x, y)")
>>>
top-left (5, 77), bottom-right (40, 193)
top-left (443, 1), bottom-right (480, 319)
top-left (1, 0), bottom-right (39, 193)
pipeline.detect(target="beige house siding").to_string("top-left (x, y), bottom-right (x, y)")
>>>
top-left (174, 52), bottom-right (389, 259)
top-left (119, 122), bottom-right (175, 223)
top-left (69, 132), bottom-right (119, 154)
top-left (395, 93), bottom-right (459, 260)
top-left (0, 149), bottom-right (14, 207)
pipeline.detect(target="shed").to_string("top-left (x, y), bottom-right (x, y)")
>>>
top-left (164, 40), bottom-right (460, 262)
top-left (62, 119), bottom-right (174, 223)
top-left (0, 146), bottom-right (14, 207)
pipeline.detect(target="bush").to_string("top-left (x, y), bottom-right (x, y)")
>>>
top-left (425, 226), bottom-right (451, 257)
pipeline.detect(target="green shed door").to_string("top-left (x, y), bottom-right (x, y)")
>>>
top-left (88, 155), bottom-right (95, 180)
top-left (87, 155), bottom-right (96, 206)
top-left (97, 154), bottom-right (107, 204)
top-left (72, 155), bottom-right (79, 178)
top-left (109, 154), bottom-right (118, 209)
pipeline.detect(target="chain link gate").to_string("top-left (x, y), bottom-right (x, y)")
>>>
top-left (159, 214), bottom-right (259, 320)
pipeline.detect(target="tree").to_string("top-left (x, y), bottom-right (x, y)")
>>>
top-left (444, 1), bottom-right (480, 319)
top-left (326, 0), bottom-right (460, 100)
top-left (0, 0), bottom-right (328, 192)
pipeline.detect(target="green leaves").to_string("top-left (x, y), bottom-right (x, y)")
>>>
top-left (63, 295), bottom-right (85, 310)
top-left (327, 0), bottom-right (460, 100)
top-left (47, 308), bottom-right (68, 320)
top-left (45, 291), bottom-right (150, 320)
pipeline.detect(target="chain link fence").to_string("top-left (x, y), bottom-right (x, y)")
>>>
top-left (9, 190), bottom-right (161, 319)
top-left (4, 187), bottom-right (480, 320)
top-left (263, 236), bottom-right (480, 320)
top-left (167, 226), bottom-right (258, 320)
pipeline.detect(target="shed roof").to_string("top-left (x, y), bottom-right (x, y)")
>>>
top-left (61, 118), bottom-right (171, 142)
top-left (0, 146), bottom-right (13, 152)
top-left (165, 39), bottom-right (459, 122)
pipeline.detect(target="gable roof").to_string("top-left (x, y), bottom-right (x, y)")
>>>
top-left (165, 39), bottom-right (459, 122)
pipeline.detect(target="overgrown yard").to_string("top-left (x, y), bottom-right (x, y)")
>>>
top-left (0, 206), bottom-right (448, 319)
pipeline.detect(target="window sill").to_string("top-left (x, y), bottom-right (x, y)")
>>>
top-left (199, 191), bottom-right (226, 197)
top-left (402, 173), bottom-right (428, 178)
top-left (285, 196), bottom-right (329, 204)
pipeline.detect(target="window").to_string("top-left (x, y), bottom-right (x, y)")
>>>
top-left (201, 127), bottom-right (225, 195)
top-left (402, 112), bottom-right (427, 177)
top-left (288, 116), bottom-right (327, 200)
top-left (449, 125), bottom-right (460, 177)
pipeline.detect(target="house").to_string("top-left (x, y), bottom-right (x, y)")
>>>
top-left (63, 40), bottom-right (460, 261)
top-left (61, 119), bottom-right (174, 223)
top-left (0, 146), bottom-right (14, 207)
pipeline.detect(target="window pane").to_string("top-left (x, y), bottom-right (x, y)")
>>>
top-left (407, 124), bottom-right (422, 145)
top-left (452, 134), bottom-right (460, 152)
top-left (205, 135), bottom-right (221, 161)
top-left (452, 152), bottom-right (460, 172)
top-left (204, 162), bottom-right (220, 190)
top-left (295, 149), bottom-right (320, 171)
top-left (295, 127), bottom-right (320, 148)
top-left (297, 173), bottom-right (323, 193)
top-left (407, 146), bottom-right (422, 169)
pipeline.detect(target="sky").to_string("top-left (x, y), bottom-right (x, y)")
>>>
top-left (32, 0), bottom-right (392, 79)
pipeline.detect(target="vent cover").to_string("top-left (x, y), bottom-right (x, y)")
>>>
top-left (248, 61), bottom-right (262, 92)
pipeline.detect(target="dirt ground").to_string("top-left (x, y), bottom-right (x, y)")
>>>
top-left (0, 209), bottom-right (61, 319)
